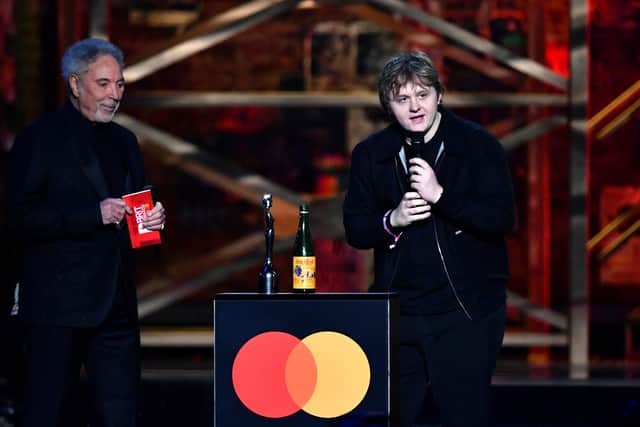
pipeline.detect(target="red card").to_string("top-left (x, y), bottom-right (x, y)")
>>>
top-left (122, 189), bottom-right (162, 249)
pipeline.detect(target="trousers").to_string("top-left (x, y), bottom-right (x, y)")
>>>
top-left (18, 283), bottom-right (140, 427)
top-left (397, 304), bottom-right (506, 427)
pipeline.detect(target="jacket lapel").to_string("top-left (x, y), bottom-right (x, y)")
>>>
top-left (63, 106), bottom-right (110, 200)
top-left (105, 124), bottom-right (134, 196)
top-left (434, 107), bottom-right (472, 194)
top-left (369, 124), bottom-right (406, 204)
top-left (73, 133), bottom-right (109, 200)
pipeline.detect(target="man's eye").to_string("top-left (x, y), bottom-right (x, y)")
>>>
top-left (396, 97), bottom-right (407, 103)
top-left (418, 92), bottom-right (428, 99)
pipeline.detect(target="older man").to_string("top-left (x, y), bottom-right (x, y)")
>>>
top-left (6, 38), bottom-right (165, 427)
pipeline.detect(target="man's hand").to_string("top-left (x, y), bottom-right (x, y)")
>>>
top-left (408, 157), bottom-right (444, 203)
top-left (140, 201), bottom-right (166, 231)
top-left (390, 191), bottom-right (431, 228)
top-left (100, 198), bottom-right (131, 225)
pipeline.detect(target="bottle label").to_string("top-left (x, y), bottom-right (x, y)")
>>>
top-left (293, 256), bottom-right (316, 290)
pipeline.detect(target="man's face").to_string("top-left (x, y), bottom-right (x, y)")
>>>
top-left (69, 54), bottom-right (124, 123)
top-left (388, 80), bottom-right (442, 133)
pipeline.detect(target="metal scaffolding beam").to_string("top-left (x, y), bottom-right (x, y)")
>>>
top-left (366, 0), bottom-right (567, 90)
top-left (123, 0), bottom-right (302, 83)
top-left (124, 91), bottom-right (567, 108)
top-left (500, 116), bottom-right (567, 150)
top-left (568, 0), bottom-right (589, 379)
top-left (344, 4), bottom-right (522, 86)
top-left (139, 329), bottom-right (570, 348)
top-left (114, 113), bottom-right (303, 210)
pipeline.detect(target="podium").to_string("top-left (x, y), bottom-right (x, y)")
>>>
top-left (213, 292), bottom-right (397, 427)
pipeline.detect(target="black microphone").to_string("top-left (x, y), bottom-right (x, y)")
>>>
top-left (403, 129), bottom-right (427, 183)
top-left (403, 129), bottom-right (427, 160)
top-left (404, 140), bottom-right (420, 163)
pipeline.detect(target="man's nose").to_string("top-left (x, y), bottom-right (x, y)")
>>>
top-left (108, 84), bottom-right (121, 99)
top-left (409, 97), bottom-right (420, 112)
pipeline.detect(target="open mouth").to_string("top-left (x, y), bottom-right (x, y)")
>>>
top-left (409, 115), bottom-right (424, 124)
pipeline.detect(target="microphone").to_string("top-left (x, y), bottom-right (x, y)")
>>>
top-left (403, 129), bottom-right (427, 160)
top-left (403, 129), bottom-right (427, 183)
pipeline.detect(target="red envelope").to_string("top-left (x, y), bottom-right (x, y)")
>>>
top-left (122, 189), bottom-right (162, 249)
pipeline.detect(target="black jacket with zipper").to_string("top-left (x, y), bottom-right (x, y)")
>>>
top-left (343, 107), bottom-right (515, 318)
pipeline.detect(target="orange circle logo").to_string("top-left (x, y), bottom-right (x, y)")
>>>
top-left (232, 331), bottom-right (371, 419)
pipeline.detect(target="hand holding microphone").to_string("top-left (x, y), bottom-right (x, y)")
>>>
top-left (402, 129), bottom-right (443, 204)
top-left (388, 131), bottom-right (433, 228)
top-left (408, 157), bottom-right (443, 204)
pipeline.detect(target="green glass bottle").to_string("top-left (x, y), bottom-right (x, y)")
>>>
top-left (292, 204), bottom-right (316, 293)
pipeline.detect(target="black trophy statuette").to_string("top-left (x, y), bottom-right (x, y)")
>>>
top-left (258, 194), bottom-right (278, 293)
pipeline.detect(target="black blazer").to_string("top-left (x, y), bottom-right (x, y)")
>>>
top-left (6, 102), bottom-right (145, 327)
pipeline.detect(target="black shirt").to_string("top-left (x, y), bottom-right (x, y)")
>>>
top-left (68, 103), bottom-right (127, 198)
top-left (392, 125), bottom-right (459, 315)
top-left (93, 123), bottom-right (127, 198)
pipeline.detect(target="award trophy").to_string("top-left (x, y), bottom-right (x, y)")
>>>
top-left (258, 194), bottom-right (278, 293)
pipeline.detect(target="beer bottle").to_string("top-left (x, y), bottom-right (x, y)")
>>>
top-left (292, 203), bottom-right (316, 293)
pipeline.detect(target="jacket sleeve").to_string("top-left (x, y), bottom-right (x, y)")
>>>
top-left (343, 143), bottom-right (396, 249)
top-left (6, 129), bottom-right (102, 241)
top-left (433, 129), bottom-right (515, 238)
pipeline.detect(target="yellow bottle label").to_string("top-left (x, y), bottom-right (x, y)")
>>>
top-left (293, 256), bottom-right (316, 290)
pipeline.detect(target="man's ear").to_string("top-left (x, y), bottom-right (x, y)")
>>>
top-left (69, 74), bottom-right (81, 98)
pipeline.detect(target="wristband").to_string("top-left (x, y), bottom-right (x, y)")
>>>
top-left (383, 209), bottom-right (402, 249)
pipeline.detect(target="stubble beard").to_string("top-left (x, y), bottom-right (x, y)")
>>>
top-left (95, 102), bottom-right (119, 123)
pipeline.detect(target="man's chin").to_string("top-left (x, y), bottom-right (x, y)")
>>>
top-left (95, 111), bottom-right (116, 123)
top-left (405, 124), bottom-right (428, 133)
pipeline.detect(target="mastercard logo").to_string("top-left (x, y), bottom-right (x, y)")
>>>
top-left (231, 331), bottom-right (371, 419)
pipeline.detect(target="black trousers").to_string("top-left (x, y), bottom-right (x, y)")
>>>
top-left (397, 304), bottom-right (506, 427)
top-left (18, 284), bottom-right (140, 427)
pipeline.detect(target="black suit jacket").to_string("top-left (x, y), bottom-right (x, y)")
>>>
top-left (6, 102), bottom-right (145, 327)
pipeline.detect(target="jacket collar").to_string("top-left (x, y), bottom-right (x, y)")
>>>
top-left (437, 107), bottom-right (466, 156)
top-left (371, 106), bottom-right (466, 163)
